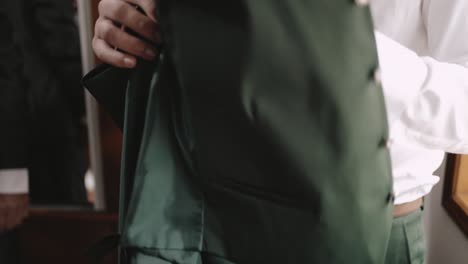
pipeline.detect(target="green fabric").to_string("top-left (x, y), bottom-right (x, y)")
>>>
top-left (83, 1), bottom-right (394, 263)
top-left (385, 210), bottom-right (425, 264)
top-left (82, 64), bottom-right (130, 129)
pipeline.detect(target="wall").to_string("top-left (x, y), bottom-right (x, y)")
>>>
top-left (424, 157), bottom-right (468, 264)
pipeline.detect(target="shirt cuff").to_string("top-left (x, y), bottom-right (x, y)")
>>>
top-left (0, 169), bottom-right (29, 194)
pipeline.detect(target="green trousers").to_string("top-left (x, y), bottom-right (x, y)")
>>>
top-left (385, 209), bottom-right (425, 264)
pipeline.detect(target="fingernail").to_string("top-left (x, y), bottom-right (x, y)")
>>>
top-left (124, 57), bottom-right (136, 67)
top-left (145, 48), bottom-right (156, 58)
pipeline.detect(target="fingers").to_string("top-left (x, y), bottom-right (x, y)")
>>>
top-left (123, 0), bottom-right (157, 21)
top-left (93, 36), bottom-right (137, 68)
top-left (98, 0), bottom-right (159, 43)
top-left (94, 17), bottom-right (157, 60)
top-left (94, 0), bottom-right (161, 68)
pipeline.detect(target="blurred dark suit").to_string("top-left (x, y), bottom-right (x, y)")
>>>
top-left (0, 0), bottom-right (86, 261)
top-left (0, 2), bottom-right (28, 263)
top-left (0, 0), bottom-right (29, 177)
top-left (0, 0), bottom-right (87, 205)
top-left (21, 0), bottom-right (88, 206)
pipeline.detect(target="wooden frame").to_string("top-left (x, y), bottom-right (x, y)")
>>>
top-left (78, 0), bottom-right (122, 213)
top-left (19, 209), bottom-right (118, 264)
top-left (443, 154), bottom-right (468, 237)
top-left (89, 0), bottom-right (123, 213)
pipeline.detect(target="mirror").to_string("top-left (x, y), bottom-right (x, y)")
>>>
top-left (443, 154), bottom-right (468, 237)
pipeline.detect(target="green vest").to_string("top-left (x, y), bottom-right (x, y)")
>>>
top-left (84, 1), bottom-right (393, 263)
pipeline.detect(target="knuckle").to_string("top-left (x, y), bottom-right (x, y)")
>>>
top-left (94, 18), bottom-right (103, 34)
top-left (93, 40), bottom-right (104, 60)
top-left (96, 17), bottom-right (112, 37)
top-left (97, 0), bottom-right (108, 14)
top-left (92, 38), bottom-right (100, 55)
top-left (96, 51), bottom-right (104, 61)
top-left (114, 1), bottom-right (129, 20)
top-left (101, 22), bottom-right (116, 42)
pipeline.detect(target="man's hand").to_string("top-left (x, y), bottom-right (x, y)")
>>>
top-left (0, 194), bottom-right (29, 233)
top-left (93, 0), bottom-right (160, 68)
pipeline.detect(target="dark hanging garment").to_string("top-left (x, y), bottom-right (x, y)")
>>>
top-left (0, 0), bottom-right (88, 205)
top-left (83, 1), bottom-right (394, 263)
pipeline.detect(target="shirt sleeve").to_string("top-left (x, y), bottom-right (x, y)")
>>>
top-left (0, 169), bottom-right (29, 194)
top-left (374, 0), bottom-right (468, 154)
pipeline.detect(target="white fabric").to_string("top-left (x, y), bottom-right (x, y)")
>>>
top-left (371, 0), bottom-right (468, 204)
top-left (0, 169), bottom-right (29, 194)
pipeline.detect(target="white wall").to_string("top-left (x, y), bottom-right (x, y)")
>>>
top-left (424, 157), bottom-right (468, 264)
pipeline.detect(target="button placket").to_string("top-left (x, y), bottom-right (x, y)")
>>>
top-left (354, 0), bottom-right (370, 7)
top-left (373, 67), bottom-right (382, 84)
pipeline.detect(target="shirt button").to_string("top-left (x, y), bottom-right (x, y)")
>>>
top-left (373, 67), bottom-right (382, 84)
top-left (386, 138), bottom-right (394, 148)
top-left (378, 137), bottom-right (393, 149)
top-left (354, 0), bottom-right (370, 7)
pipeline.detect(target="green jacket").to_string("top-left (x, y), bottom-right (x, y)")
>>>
top-left (83, 1), bottom-right (393, 263)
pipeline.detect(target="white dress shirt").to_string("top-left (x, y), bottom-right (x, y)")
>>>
top-left (371, 0), bottom-right (468, 204)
